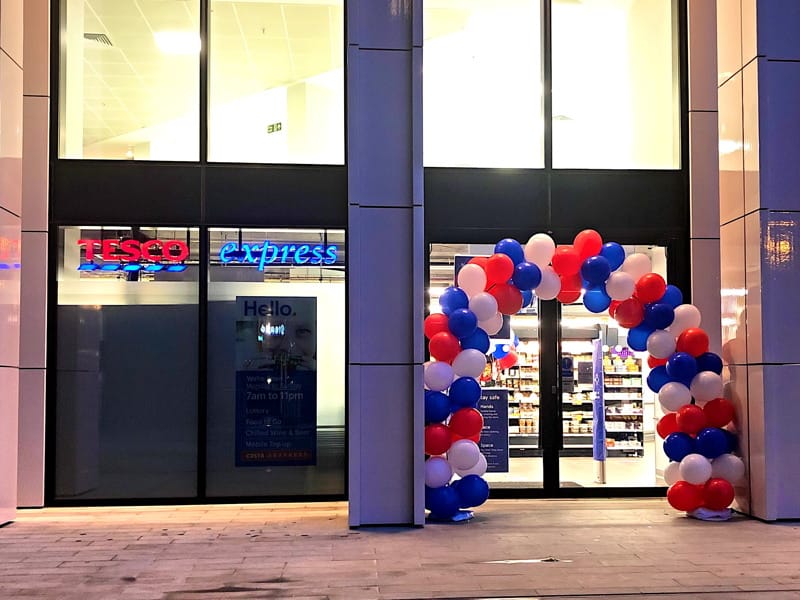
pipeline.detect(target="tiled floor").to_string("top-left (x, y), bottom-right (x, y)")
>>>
top-left (1, 499), bottom-right (799, 599)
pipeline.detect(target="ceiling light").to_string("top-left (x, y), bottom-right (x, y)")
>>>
top-left (153, 31), bottom-right (200, 55)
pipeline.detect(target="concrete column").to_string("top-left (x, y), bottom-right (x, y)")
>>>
top-left (346, 0), bottom-right (424, 526)
top-left (18, 0), bottom-right (50, 508)
top-left (0, 0), bottom-right (24, 525)
top-left (718, 0), bottom-right (800, 520)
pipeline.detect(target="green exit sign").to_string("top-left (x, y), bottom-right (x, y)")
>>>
top-left (267, 122), bottom-right (283, 134)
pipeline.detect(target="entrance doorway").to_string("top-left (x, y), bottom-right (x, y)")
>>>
top-left (428, 243), bottom-right (670, 493)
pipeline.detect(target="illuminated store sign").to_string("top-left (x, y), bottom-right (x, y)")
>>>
top-left (0, 237), bottom-right (21, 269)
top-left (76, 239), bottom-right (190, 272)
top-left (219, 241), bottom-right (339, 270)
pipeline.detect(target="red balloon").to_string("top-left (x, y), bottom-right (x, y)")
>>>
top-left (424, 313), bottom-right (449, 339)
top-left (556, 288), bottom-right (581, 303)
top-left (614, 298), bottom-right (645, 329)
top-left (468, 256), bottom-right (489, 270)
top-left (573, 229), bottom-right (603, 260)
top-left (486, 253), bottom-right (514, 286)
top-left (425, 423), bottom-right (452, 456)
top-left (656, 413), bottom-right (679, 439)
top-left (704, 398), bottom-right (735, 428)
top-left (497, 351), bottom-right (518, 370)
top-left (452, 432), bottom-right (481, 443)
top-left (429, 332), bottom-right (461, 363)
top-left (556, 273), bottom-right (582, 303)
top-left (449, 408), bottom-right (484, 438)
top-left (635, 273), bottom-right (667, 304)
top-left (676, 327), bottom-right (710, 357)
top-left (667, 481), bottom-right (705, 512)
top-left (703, 477), bottom-right (735, 510)
top-left (676, 404), bottom-right (708, 435)
top-left (648, 354), bottom-right (668, 368)
top-left (488, 283), bottom-right (523, 315)
top-left (551, 245), bottom-right (582, 276)
top-left (609, 300), bottom-right (621, 318)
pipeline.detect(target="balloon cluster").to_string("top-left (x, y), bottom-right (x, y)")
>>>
top-left (423, 230), bottom-right (739, 518)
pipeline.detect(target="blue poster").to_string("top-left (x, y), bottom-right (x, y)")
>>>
top-left (478, 388), bottom-right (509, 473)
top-left (592, 339), bottom-right (607, 461)
top-left (234, 297), bottom-right (317, 466)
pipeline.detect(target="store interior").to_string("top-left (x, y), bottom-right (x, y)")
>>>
top-left (429, 243), bottom-right (670, 489)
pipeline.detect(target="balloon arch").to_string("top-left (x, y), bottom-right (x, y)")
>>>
top-left (423, 230), bottom-right (743, 520)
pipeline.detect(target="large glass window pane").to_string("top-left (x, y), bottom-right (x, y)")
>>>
top-left (552, 0), bottom-right (680, 169)
top-left (59, 1), bottom-right (200, 160)
top-left (209, 1), bottom-right (344, 164)
top-left (206, 228), bottom-right (345, 497)
top-left (424, 1), bottom-right (544, 168)
top-left (55, 226), bottom-right (199, 500)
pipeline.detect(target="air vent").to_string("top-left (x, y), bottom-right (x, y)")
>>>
top-left (84, 33), bottom-right (113, 47)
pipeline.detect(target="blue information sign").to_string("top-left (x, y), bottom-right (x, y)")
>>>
top-left (592, 339), bottom-right (607, 461)
top-left (478, 388), bottom-right (509, 473)
top-left (234, 296), bottom-right (317, 467)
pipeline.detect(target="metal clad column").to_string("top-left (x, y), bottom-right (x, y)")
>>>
top-left (347, 0), bottom-right (424, 526)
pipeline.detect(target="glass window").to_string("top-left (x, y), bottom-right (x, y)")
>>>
top-left (206, 228), bottom-right (345, 497)
top-left (552, 0), bottom-right (680, 169)
top-left (423, 0), bottom-right (544, 168)
top-left (58, 1), bottom-right (200, 160)
top-left (55, 226), bottom-right (199, 500)
top-left (208, 1), bottom-right (344, 164)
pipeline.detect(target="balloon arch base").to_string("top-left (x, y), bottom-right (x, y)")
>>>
top-left (423, 230), bottom-right (743, 521)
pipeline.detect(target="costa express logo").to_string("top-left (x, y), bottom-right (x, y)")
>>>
top-left (77, 239), bottom-right (190, 273)
top-left (220, 241), bottom-right (338, 271)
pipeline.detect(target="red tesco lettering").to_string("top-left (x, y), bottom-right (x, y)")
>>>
top-left (77, 239), bottom-right (189, 263)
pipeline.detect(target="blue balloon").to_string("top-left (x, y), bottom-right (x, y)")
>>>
top-left (449, 377), bottom-right (481, 409)
top-left (646, 365), bottom-right (671, 393)
top-left (599, 242), bottom-right (625, 271)
top-left (492, 343), bottom-right (510, 359)
top-left (425, 485), bottom-right (460, 518)
top-left (663, 432), bottom-right (695, 462)
top-left (425, 390), bottom-right (451, 424)
top-left (644, 303), bottom-right (675, 330)
top-left (627, 324), bottom-right (655, 351)
top-left (439, 286), bottom-right (468, 316)
top-left (448, 308), bottom-right (478, 339)
top-left (512, 261), bottom-right (542, 290)
top-left (584, 287), bottom-right (611, 313)
top-left (696, 352), bottom-right (723, 375)
top-left (494, 238), bottom-right (525, 265)
top-left (696, 427), bottom-right (730, 459)
top-left (460, 328), bottom-right (490, 354)
top-left (580, 255), bottom-right (612, 285)
top-left (453, 475), bottom-right (490, 508)
top-left (521, 289), bottom-right (534, 308)
top-left (659, 284), bottom-right (684, 309)
top-left (666, 352), bottom-right (698, 386)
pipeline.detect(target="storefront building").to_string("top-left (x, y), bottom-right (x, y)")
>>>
top-left (2, 0), bottom-right (799, 526)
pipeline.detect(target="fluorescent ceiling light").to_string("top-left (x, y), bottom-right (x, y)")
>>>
top-left (154, 31), bottom-right (200, 55)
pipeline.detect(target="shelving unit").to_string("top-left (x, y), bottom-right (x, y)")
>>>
top-left (603, 361), bottom-right (645, 456)
top-left (496, 347), bottom-right (542, 457)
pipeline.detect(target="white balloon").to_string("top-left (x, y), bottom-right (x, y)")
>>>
top-left (455, 453), bottom-right (488, 477)
top-left (535, 266), bottom-right (561, 300)
top-left (605, 271), bottom-right (636, 300)
top-left (621, 253), bottom-right (652, 281)
top-left (424, 361), bottom-right (454, 392)
top-left (690, 371), bottom-right (724, 404)
top-left (452, 349), bottom-right (487, 379)
top-left (680, 453), bottom-right (713, 485)
top-left (479, 312), bottom-right (503, 336)
top-left (424, 456), bottom-right (453, 488)
top-left (669, 304), bottom-right (702, 335)
top-left (711, 453), bottom-right (745, 484)
top-left (457, 264), bottom-right (487, 298)
top-left (659, 382), bottom-right (692, 412)
top-left (664, 461), bottom-right (682, 486)
top-left (524, 233), bottom-right (556, 267)
top-left (469, 292), bottom-right (498, 322)
top-left (647, 329), bottom-right (677, 359)
top-left (447, 439), bottom-right (481, 471)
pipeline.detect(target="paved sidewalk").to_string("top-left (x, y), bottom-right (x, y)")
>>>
top-left (1, 499), bottom-right (799, 599)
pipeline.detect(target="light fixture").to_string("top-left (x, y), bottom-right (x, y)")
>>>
top-left (153, 31), bottom-right (200, 55)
